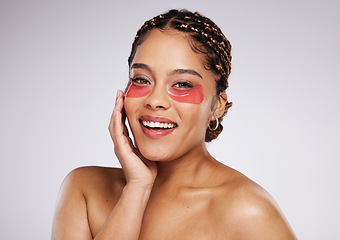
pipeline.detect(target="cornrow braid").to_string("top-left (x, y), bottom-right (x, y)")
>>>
top-left (128, 9), bottom-right (233, 142)
top-left (182, 12), bottom-right (232, 73)
top-left (175, 22), bottom-right (231, 88)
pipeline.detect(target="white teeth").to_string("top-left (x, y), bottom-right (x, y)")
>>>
top-left (142, 120), bottom-right (176, 129)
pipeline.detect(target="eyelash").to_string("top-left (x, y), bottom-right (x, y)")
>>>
top-left (173, 81), bottom-right (194, 89)
top-left (131, 78), bottom-right (194, 89)
top-left (131, 77), bottom-right (150, 85)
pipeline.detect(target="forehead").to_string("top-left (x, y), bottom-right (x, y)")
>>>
top-left (132, 29), bottom-right (206, 72)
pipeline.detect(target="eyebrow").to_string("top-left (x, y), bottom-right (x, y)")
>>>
top-left (131, 63), bottom-right (203, 79)
top-left (131, 63), bottom-right (152, 72)
top-left (169, 69), bottom-right (203, 79)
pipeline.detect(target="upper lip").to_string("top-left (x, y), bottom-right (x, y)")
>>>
top-left (140, 115), bottom-right (177, 124)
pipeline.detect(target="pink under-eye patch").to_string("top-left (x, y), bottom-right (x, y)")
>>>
top-left (168, 84), bottom-right (204, 104)
top-left (124, 80), bottom-right (150, 98)
top-left (124, 81), bottom-right (204, 104)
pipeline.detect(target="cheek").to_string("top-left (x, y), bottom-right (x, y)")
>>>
top-left (174, 102), bottom-right (211, 141)
top-left (123, 98), bottom-right (140, 131)
top-left (124, 81), bottom-right (150, 98)
top-left (168, 85), bottom-right (204, 104)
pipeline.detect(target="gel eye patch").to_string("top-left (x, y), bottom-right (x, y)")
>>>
top-left (168, 84), bottom-right (204, 104)
top-left (124, 81), bottom-right (150, 97)
top-left (124, 82), bottom-right (204, 104)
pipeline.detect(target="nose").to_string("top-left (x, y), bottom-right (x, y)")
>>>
top-left (144, 84), bottom-right (171, 110)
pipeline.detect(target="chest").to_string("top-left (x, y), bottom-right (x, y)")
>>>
top-left (87, 189), bottom-right (230, 239)
top-left (138, 193), bottom-right (229, 240)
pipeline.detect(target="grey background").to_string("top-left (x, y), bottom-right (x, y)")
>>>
top-left (1, 0), bottom-right (339, 239)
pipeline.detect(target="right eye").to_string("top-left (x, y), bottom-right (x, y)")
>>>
top-left (131, 77), bottom-right (150, 85)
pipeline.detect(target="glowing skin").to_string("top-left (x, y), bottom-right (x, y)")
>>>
top-left (124, 29), bottom-right (217, 161)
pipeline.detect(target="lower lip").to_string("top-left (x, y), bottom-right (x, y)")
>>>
top-left (140, 122), bottom-right (176, 138)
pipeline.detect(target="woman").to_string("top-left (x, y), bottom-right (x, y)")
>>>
top-left (52, 9), bottom-right (297, 240)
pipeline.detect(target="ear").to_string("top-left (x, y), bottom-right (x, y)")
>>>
top-left (211, 91), bottom-right (228, 120)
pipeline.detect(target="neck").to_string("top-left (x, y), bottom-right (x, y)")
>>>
top-left (153, 142), bottom-right (217, 190)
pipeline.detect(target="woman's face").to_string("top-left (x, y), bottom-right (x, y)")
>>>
top-left (124, 29), bottom-right (218, 161)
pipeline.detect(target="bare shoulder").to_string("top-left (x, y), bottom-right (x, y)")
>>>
top-left (64, 166), bottom-right (126, 195)
top-left (52, 166), bottom-right (126, 239)
top-left (213, 166), bottom-right (297, 240)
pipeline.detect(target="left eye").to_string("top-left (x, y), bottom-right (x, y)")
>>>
top-left (173, 82), bottom-right (194, 89)
top-left (131, 77), bottom-right (150, 85)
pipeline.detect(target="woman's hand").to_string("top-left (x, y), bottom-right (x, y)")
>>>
top-left (109, 90), bottom-right (157, 188)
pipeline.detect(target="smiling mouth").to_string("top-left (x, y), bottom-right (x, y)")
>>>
top-left (140, 120), bottom-right (178, 130)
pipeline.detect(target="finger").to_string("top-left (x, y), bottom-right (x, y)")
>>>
top-left (109, 91), bottom-right (119, 140)
top-left (112, 91), bottom-right (133, 150)
top-left (121, 106), bottom-right (130, 137)
top-left (134, 148), bottom-right (157, 175)
top-left (109, 90), bottom-right (124, 141)
top-left (134, 148), bottom-right (151, 167)
top-left (114, 91), bottom-right (130, 139)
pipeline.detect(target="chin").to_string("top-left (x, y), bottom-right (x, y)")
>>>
top-left (139, 150), bottom-right (173, 162)
top-left (136, 143), bottom-right (175, 162)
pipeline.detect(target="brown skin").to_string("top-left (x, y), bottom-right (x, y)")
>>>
top-left (52, 29), bottom-right (297, 240)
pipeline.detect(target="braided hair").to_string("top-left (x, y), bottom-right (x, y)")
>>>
top-left (128, 9), bottom-right (232, 142)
